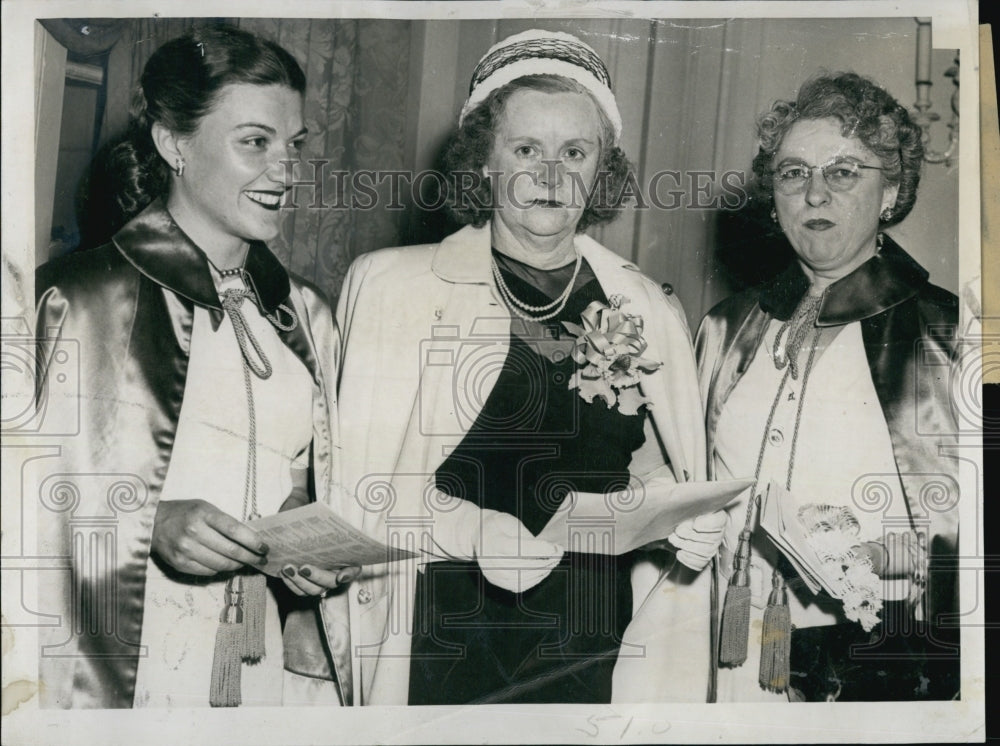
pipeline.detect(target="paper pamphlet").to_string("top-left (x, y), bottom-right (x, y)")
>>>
top-left (759, 481), bottom-right (834, 596)
top-left (246, 502), bottom-right (417, 577)
top-left (537, 478), bottom-right (752, 556)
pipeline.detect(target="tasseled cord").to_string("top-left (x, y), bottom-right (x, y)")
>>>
top-left (719, 490), bottom-right (760, 667)
top-left (211, 576), bottom-right (245, 707)
top-left (719, 528), bottom-right (753, 666)
top-left (241, 570), bottom-right (267, 661)
top-left (207, 284), bottom-right (299, 705)
top-left (718, 296), bottom-right (822, 688)
top-left (759, 567), bottom-right (791, 693)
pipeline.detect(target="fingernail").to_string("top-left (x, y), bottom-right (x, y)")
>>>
top-left (282, 566), bottom-right (296, 578)
top-left (259, 543), bottom-right (270, 554)
top-left (258, 556), bottom-right (268, 567)
top-left (299, 567), bottom-right (311, 578)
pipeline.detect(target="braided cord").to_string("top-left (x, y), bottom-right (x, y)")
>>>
top-left (220, 287), bottom-right (299, 521)
top-left (735, 315), bottom-right (825, 552)
top-left (783, 325), bottom-right (822, 491)
top-left (222, 289), bottom-right (273, 379)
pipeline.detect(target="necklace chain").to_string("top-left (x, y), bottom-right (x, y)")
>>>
top-left (491, 252), bottom-right (582, 322)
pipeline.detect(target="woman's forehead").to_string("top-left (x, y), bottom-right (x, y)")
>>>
top-left (200, 82), bottom-right (304, 130)
top-left (775, 117), bottom-right (874, 162)
top-left (497, 88), bottom-right (602, 138)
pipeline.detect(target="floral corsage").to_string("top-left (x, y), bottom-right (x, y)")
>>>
top-left (797, 504), bottom-right (883, 631)
top-left (562, 296), bottom-right (662, 416)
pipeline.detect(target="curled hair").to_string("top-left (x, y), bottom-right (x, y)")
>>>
top-left (751, 72), bottom-right (923, 226)
top-left (99, 24), bottom-right (305, 232)
top-left (442, 75), bottom-right (632, 232)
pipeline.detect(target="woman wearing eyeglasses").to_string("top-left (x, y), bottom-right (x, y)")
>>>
top-left (697, 72), bottom-right (960, 701)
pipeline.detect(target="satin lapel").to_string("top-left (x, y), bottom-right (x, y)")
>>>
top-left (113, 200), bottom-right (293, 326)
top-left (863, 302), bottom-right (938, 514)
top-left (819, 238), bottom-right (928, 325)
top-left (112, 201), bottom-right (220, 312)
top-left (75, 277), bottom-right (193, 707)
top-left (866, 296), bottom-right (963, 626)
top-left (123, 280), bottom-right (193, 700)
top-left (242, 240), bottom-right (293, 313)
top-left (860, 302), bottom-right (959, 513)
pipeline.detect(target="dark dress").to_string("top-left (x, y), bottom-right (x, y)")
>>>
top-left (408, 251), bottom-right (647, 705)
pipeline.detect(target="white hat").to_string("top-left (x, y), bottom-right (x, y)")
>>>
top-left (459, 29), bottom-right (623, 143)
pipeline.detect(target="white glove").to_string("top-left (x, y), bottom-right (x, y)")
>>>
top-left (474, 510), bottom-right (565, 594)
top-left (668, 510), bottom-right (728, 570)
top-left (425, 495), bottom-right (564, 593)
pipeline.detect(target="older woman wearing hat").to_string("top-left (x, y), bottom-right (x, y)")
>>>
top-left (285, 30), bottom-right (723, 705)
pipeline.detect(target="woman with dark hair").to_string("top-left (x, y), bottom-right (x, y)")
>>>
top-left (698, 72), bottom-right (960, 701)
top-left (311, 29), bottom-right (721, 706)
top-left (35, 25), bottom-right (353, 708)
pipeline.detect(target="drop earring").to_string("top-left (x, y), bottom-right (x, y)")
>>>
top-left (175, 157), bottom-right (186, 177)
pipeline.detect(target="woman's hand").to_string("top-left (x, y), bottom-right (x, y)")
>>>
top-left (280, 565), bottom-right (362, 597)
top-left (151, 499), bottom-right (269, 576)
top-left (667, 510), bottom-right (728, 571)
top-left (275, 469), bottom-right (362, 597)
top-left (475, 510), bottom-right (565, 594)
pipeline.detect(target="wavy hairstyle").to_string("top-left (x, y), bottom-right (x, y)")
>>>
top-left (441, 74), bottom-right (632, 232)
top-left (79, 25), bottom-right (304, 247)
top-left (751, 72), bottom-right (923, 227)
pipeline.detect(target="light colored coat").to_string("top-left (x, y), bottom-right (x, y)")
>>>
top-left (333, 224), bottom-right (711, 704)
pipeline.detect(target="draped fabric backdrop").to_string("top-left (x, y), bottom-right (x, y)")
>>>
top-left (86, 16), bottom-right (958, 328)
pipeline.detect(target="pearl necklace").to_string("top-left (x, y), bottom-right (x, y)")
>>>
top-left (491, 251), bottom-right (583, 322)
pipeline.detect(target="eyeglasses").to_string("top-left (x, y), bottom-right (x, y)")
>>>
top-left (772, 159), bottom-right (884, 195)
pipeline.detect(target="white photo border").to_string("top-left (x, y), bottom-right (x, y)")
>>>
top-left (1, 1), bottom-right (983, 744)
